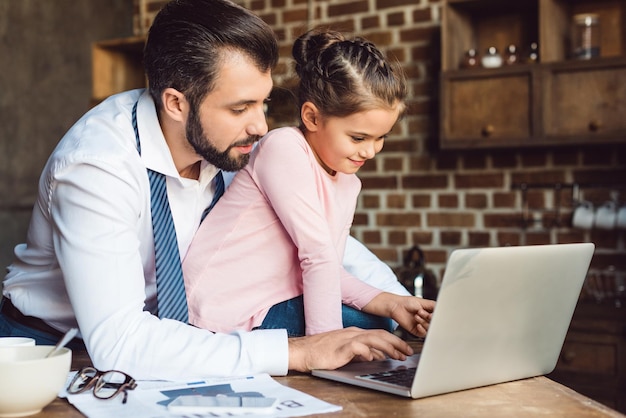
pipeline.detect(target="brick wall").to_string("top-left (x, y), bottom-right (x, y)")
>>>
top-left (134, 0), bottom-right (625, 289)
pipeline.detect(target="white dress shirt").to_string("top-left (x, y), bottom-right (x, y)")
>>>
top-left (3, 89), bottom-right (408, 381)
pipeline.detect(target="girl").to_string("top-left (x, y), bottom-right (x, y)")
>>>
top-left (183, 29), bottom-right (434, 337)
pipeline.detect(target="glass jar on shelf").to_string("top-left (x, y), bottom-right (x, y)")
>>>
top-left (460, 48), bottom-right (479, 68)
top-left (527, 42), bottom-right (539, 63)
top-left (504, 44), bottom-right (518, 65)
top-left (572, 13), bottom-right (600, 60)
top-left (481, 47), bottom-right (502, 68)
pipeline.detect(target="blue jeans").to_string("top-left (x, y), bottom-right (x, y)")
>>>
top-left (256, 295), bottom-right (393, 337)
top-left (0, 298), bottom-right (86, 351)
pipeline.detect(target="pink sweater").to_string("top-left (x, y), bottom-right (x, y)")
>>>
top-left (182, 127), bottom-right (382, 335)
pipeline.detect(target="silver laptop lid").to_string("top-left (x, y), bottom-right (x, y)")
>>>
top-left (411, 243), bottom-right (595, 398)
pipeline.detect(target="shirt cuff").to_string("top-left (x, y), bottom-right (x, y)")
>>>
top-left (237, 328), bottom-right (289, 376)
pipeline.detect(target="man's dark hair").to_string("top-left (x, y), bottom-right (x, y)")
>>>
top-left (144, 0), bottom-right (279, 110)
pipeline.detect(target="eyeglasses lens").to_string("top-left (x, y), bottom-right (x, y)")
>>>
top-left (68, 367), bottom-right (98, 394)
top-left (93, 371), bottom-right (128, 400)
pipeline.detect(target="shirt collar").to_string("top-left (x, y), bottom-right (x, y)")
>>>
top-left (135, 90), bottom-right (221, 188)
top-left (135, 90), bottom-right (180, 179)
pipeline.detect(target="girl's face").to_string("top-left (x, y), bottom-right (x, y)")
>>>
top-left (305, 105), bottom-right (401, 176)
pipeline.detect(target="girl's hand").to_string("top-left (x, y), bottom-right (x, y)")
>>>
top-left (362, 293), bottom-right (436, 337)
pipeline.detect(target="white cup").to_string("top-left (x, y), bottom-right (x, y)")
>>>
top-left (0, 337), bottom-right (36, 347)
top-left (594, 201), bottom-right (617, 230)
top-left (617, 205), bottom-right (626, 230)
top-left (572, 201), bottom-right (594, 230)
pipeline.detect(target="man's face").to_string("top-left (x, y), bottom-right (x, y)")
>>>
top-left (186, 50), bottom-right (273, 172)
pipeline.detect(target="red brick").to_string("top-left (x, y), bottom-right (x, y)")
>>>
top-left (412, 194), bottom-right (431, 208)
top-left (359, 159), bottom-right (379, 173)
top-left (371, 248), bottom-right (400, 263)
top-left (512, 170), bottom-right (566, 185)
top-left (441, 231), bottom-right (461, 246)
top-left (376, 0), bottom-right (415, 8)
top-left (410, 231), bottom-right (433, 245)
top-left (386, 194), bottom-right (405, 208)
top-left (283, 8), bottom-right (307, 23)
top-left (328, 1), bottom-right (368, 17)
top-left (361, 15), bottom-right (380, 30)
top-left (362, 31), bottom-right (393, 46)
top-left (270, 0), bottom-right (286, 7)
top-left (410, 44), bottom-right (432, 61)
top-left (497, 232), bottom-right (521, 246)
top-left (438, 194), bottom-right (459, 208)
top-left (409, 155), bottom-right (432, 171)
top-left (389, 230), bottom-right (408, 245)
top-left (387, 12), bottom-right (405, 26)
top-left (361, 176), bottom-right (398, 189)
top-left (466, 193), bottom-right (488, 209)
top-left (455, 173), bottom-right (504, 189)
top-left (427, 212), bottom-right (475, 227)
top-left (377, 213), bottom-right (421, 227)
top-left (362, 230), bottom-right (382, 244)
top-left (483, 213), bottom-right (522, 228)
top-left (405, 100), bottom-right (432, 117)
top-left (361, 194), bottom-right (380, 208)
top-left (423, 249), bottom-right (448, 264)
top-left (259, 12), bottom-right (277, 25)
top-left (493, 192), bottom-right (516, 208)
top-left (411, 82), bottom-right (431, 99)
top-left (383, 157), bottom-right (404, 171)
top-left (353, 213), bottom-right (369, 225)
top-left (525, 232), bottom-right (551, 245)
top-left (387, 48), bottom-right (405, 62)
top-left (382, 138), bottom-right (417, 152)
top-left (402, 174), bottom-right (448, 189)
top-left (468, 232), bottom-right (490, 247)
top-left (412, 8), bottom-right (432, 23)
top-left (399, 26), bottom-right (438, 43)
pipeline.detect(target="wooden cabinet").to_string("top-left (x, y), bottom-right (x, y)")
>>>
top-left (441, 66), bottom-right (536, 148)
top-left (439, 0), bottom-right (626, 149)
top-left (91, 36), bottom-right (146, 105)
top-left (548, 303), bottom-right (626, 414)
top-left (543, 59), bottom-right (626, 141)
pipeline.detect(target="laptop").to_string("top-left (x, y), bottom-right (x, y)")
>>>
top-left (312, 243), bottom-right (595, 399)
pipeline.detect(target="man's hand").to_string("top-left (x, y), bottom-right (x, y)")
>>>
top-left (362, 293), bottom-right (436, 337)
top-left (287, 327), bottom-right (414, 373)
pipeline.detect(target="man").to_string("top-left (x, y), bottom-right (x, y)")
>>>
top-left (1, 0), bottom-right (433, 381)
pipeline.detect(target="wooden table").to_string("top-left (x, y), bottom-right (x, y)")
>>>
top-left (35, 349), bottom-right (625, 417)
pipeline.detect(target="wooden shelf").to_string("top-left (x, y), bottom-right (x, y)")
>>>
top-left (91, 36), bottom-right (146, 104)
top-left (439, 0), bottom-right (626, 150)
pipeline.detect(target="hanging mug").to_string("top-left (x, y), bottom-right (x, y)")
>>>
top-left (594, 201), bottom-right (617, 230)
top-left (572, 201), bottom-right (594, 230)
top-left (617, 204), bottom-right (626, 230)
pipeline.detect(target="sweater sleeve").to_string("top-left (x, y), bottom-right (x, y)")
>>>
top-left (251, 129), bottom-right (344, 335)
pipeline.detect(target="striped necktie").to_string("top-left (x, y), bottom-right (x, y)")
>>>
top-left (201, 171), bottom-right (224, 223)
top-left (132, 101), bottom-right (188, 322)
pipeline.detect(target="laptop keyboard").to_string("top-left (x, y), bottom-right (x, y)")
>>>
top-left (357, 367), bottom-right (417, 387)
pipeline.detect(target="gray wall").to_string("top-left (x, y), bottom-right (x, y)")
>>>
top-left (0, 1), bottom-right (134, 271)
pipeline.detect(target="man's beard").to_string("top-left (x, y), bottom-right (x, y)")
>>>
top-left (186, 106), bottom-right (259, 172)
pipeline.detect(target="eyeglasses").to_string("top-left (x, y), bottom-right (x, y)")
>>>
top-left (67, 367), bottom-right (137, 404)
